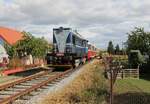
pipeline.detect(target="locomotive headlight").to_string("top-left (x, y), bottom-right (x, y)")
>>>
top-left (53, 44), bottom-right (57, 52)
top-left (66, 47), bottom-right (72, 53)
top-left (53, 44), bottom-right (57, 48)
top-left (0, 58), bottom-right (3, 63)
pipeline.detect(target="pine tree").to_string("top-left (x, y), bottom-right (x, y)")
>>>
top-left (107, 41), bottom-right (114, 55)
top-left (115, 44), bottom-right (120, 55)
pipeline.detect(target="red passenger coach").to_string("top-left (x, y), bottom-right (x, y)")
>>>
top-left (87, 43), bottom-right (97, 60)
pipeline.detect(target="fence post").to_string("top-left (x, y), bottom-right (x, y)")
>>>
top-left (110, 69), bottom-right (113, 104)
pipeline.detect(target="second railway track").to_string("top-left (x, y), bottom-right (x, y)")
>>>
top-left (0, 67), bottom-right (75, 104)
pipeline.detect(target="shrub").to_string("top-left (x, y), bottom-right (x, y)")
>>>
top-left (41, 60), bottom-right (108, 104)
top-left (79, 65), bottom-right (108, 104)
top-left (128, 50), bottom-right (145, 68)
top-left (8, 58), bottom-right (23, 68)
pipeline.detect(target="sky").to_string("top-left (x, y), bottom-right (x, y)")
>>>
top-left (1, 0), bottom-right (150, 49)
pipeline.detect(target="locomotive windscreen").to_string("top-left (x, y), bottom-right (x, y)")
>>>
top-left (53, 27), bottom-right (71, 53)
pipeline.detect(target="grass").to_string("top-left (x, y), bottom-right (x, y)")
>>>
top-left (115, 78), bottom-right (150, 93)
top-left (114, 78), bottom-right (150, 104)
top-left (40, 59), bottom-right (109, 104)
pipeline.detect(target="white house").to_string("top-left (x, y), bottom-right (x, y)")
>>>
top-left (0, 44), bottom-right (9, 67)
top-left (0, 27), bottom-right (23, 67)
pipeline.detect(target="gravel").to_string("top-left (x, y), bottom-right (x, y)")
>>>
top-left (14, 63), bottom-right (88, 104)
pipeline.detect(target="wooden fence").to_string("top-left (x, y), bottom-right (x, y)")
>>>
top-left (117, 69), bottom-right (139, 79)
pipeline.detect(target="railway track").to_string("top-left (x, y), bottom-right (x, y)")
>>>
top-left (0, 68), bottom-right (74, 104)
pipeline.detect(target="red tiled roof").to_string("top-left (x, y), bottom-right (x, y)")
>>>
top-left (0, 27), bottom-right (23, 45)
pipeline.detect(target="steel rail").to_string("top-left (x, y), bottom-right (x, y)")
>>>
top-left (0, 69), bottom-right (73, 104)
top-left (0, 70), bottom-right (51, 91)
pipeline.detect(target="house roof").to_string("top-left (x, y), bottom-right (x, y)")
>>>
top-left (0, 27), bottom-right (23, 45)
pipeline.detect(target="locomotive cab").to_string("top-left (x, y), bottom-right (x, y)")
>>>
top-left (47, 27), bottom-right (88, 67)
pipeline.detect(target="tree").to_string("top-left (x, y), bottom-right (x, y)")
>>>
top-left (129, 50), bottom-right (145, 68)
top-left (4, 42), bottom-right (17, 58)
top-left (126, 27), bottom-right (150, 55)
top-left (5, 31), bottom-right (51, 59)
top-left (126, 27), bottom-right (150, 71)
top-left (107, 41), bottom-right (114, 55)
top-left (16, 31), bottom-right (50, 58)
top-left (115, 44), bottom-right (120, 55)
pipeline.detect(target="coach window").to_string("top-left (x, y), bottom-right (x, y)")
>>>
top-left (88, 45), bottom-right (90, 50)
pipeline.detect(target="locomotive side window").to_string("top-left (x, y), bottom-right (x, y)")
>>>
top-left (78, 38), bottom-right (80, 46)
top-left (83, 40), bottom-right (87, 47)
top-left (72, 35), bottom-right (76, 45)
top-left (82, 41), bottom-right (85, 47)
top-left (76, 38), bottom-right (82, 46)
top-left (79, 39), bottom-right (82, 46)
top-left (66, 33), bottom-right (71, 43)
top-left (53, 34), bottom-right (57, 43)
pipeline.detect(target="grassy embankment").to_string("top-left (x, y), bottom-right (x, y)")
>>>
top-left (114, 78), bottom-right (150, 104)
top-left (111, 55), bottom-right (150, 104)
top-left (40, 60), bottom-right (109, 104)
top-left (115, 78), bottom-right (150, 93)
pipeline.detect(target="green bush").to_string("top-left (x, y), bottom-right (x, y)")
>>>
top-left (128, 50), bottom-right (145, 68)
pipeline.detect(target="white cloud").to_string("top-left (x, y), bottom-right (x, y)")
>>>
top-left (0, 0), bottom-right (150, 49)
